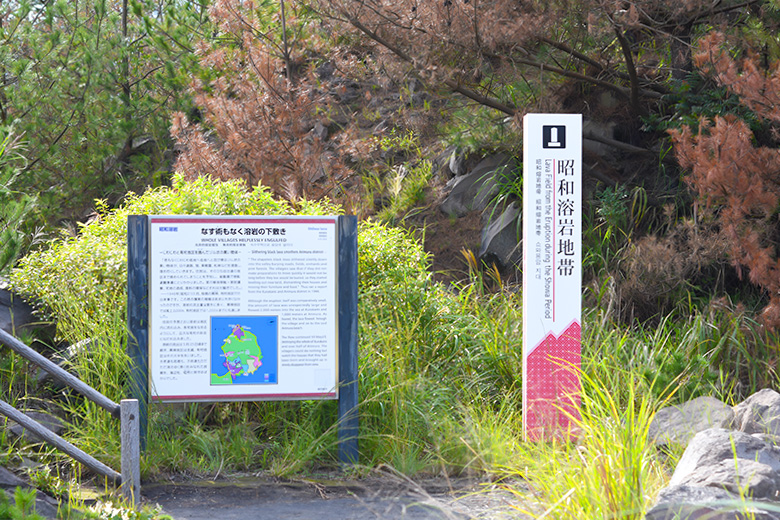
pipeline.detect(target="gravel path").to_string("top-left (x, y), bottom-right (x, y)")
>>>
top-left (141, 474), bottom-right (530, 520)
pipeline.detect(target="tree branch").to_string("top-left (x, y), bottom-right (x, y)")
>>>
top-left (347, 16), bottom-right (519, 115)
top-left (348, 15), bottom-right (662, 159)
top-left (613, 25), bottom-right (641, 115)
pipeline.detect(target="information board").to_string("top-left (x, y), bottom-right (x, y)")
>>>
top-left (522, 114), bottom-right (582, 440)
top-left (148, 215), bottom-right (338, 401)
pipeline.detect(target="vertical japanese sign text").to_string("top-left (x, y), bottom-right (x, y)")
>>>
top-left (522, 114), bottom-right (582, 440)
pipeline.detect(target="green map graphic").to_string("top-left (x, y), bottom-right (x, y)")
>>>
top-left (211, 324), bottom-right (264, 384)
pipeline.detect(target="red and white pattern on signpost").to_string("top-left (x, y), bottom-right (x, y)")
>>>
top-left (524, 321), bottom-right (581, 441)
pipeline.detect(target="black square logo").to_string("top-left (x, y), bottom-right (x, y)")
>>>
top-left (542, 125), bottom-right (566, 149)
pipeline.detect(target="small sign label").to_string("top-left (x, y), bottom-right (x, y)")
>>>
top-left (542, 125), bottom-right (567, 149)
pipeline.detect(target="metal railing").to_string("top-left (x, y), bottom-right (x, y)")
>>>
top-left (0, 328), bottom-right (140, 504)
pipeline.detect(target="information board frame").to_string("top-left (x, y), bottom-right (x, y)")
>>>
top-left (127, 214), bottom-right (359, 463)
top-left (147, 215), bottom-right (340, 402)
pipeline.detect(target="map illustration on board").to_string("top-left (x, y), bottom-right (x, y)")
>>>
top-left (210, 316), bottom-right (278, 385)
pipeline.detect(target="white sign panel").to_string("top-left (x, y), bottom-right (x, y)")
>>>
top-left (148, 215), bottom-right (338, 401)
top-left (522, 114), bottom-right (582, 440)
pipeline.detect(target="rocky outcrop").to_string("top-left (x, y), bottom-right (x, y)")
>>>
top-left (0, 466), bottom-right (59, 519)
top-left (647, 389), bottom-right (780, 519)
top-left (440, 153), bottom-right (518, 218)
top-left (478, 203), bottom-right (521, 270)
top-left (438, 152), bottom-right (522, 271)
top-left (647, 483), bottom-right (778, 520)
top-left (734, 389), bottom-right (780, 437)
top-left (648, 395), bottom-right (735, 447)
top-left (3, 410), bottom-right (66, 444)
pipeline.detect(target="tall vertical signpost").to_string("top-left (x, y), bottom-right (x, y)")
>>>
top-left (127, 215), bottom-right (358, 464)
top-left (522, 114), bottom-right (582, 441)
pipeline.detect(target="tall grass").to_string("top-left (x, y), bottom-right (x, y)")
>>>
top-left (357, 246), bottom-right (524, 474)
top-left (510, 365), bottom-right (670, 519)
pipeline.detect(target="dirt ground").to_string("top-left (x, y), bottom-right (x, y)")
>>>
top-left (141, 473), bottom-right (530, 520)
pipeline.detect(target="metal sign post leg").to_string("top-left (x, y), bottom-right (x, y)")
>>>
top-left (127, 215), bottom-right (149, 451)
top-left (337, 216), bottom-right (359, 465)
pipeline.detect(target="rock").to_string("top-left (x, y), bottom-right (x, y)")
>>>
top-left (447, 149), bottom-right (468, 178)
top-left (582, 120), bottom-right (618, 158)
top-left (16, 458), bottom-right (43, 472)
top-left (646, 484), bottom-right (780, 520)
top-left (312, 122), bottom-right (328, 141)
top-left (734, 389), bottom-right (780, 437)
top-left (431, 145), bottom-right (458, 179)
top-left (5, 411), bottom-right (67, 444)
top-left (668, 428), bottom-right (780, 504)
top-left (0, 286), bottom-right (36, 336)
top-left (130, 136), bottom-right (156, 155)
top-left (478, 203), bottom-right (521, 269)
top-left (440, 153), bottom-right (518, 218)
top-left (0, 467), bottom-right (59, 519)
top-left (683, 458), bottom-right (780, 499)
top-left (646, 391), bottom-right (780, 519)
top-left (649, 396), bottom-right (735, 447)
top-left (316, 61), bottom-right (335, 80)
top-left (0, 467), bottom-right (26, 490)
top-left (334, 79), bottom-right (360, 103)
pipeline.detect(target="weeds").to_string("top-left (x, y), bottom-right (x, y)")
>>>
top-left (380, 161), bottom-right (433, 224)
top-left (510, 365), bottom-right (670, 519)
top-left (583, 184), bottom-right (648, 278)
top-left (360, 130), bottom-right (435, 224)
top-left (440, 103), bottom-right (522, 155)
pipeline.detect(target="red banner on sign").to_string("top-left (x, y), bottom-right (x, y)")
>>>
top-left (524, 321), bottom-right (581, 441)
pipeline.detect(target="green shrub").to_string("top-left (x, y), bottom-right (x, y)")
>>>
top-left (11, 177), bottom-right (433, 342)
top-left (8, 174), bottom-right (337, 338)
top-left (0, 487), bottom-right (44, 520)
top-left (357, 220), bottom-right (430, 291)
top-left (7, 176), bottom-right (344, 465)
top-left (10, 176), bottom-right (494, 476)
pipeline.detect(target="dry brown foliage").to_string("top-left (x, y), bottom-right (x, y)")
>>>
top-left (170, 0), bottom-right (358, 206)
top-left (694, 32), bottom-right (780, 124)
top-left (618, 217), bottom-right (730, 321)
top-left (313, 0), bottom-right (743, 118)
top-left (670, 32), bottom-right (780, 329)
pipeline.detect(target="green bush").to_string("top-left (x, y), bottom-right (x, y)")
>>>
top-left (357, 220), bottom-right (430, 291)
top-left (10, 176), bottom-right (432, 342)
top-left (7, 175), bottom-right (345, 448)
top-left (7, 175), bottom-right (532, 477)
top-left (8, 174), bottom-right (338, 337)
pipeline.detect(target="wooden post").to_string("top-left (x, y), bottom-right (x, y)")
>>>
top-left (0, 400), bottom-right (121, 484)
top-left (127, 215), bottom-right (149, 451)
top-left (120, 399), bottom-right (140, 506)
top-left (337, 216), bottom-right (359, 465)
